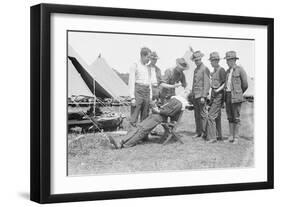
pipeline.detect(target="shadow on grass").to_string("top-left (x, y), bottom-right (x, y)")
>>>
top-left (18, 192), bottom-right (29, 200)
top-left (239, 135), bottom-right (254, 141)
top-left (139, 137), bottom-right (164, 145)
top-left (178, 130), bottom-right (196, 136)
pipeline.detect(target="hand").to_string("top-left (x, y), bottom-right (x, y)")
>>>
top-left (152, 107), bottom-right (160, 114)
top-left (174, 83), bottom-right (182, 88)
top-left (214, 88), bottom-right (220, 93)
top-left (200, 97), bottom-right (205, 104)
top-left (131, 99), bottom-right (136, 107)
top-left (149, 100), bottom-right (157, 108)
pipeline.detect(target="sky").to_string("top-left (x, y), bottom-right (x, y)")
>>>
top-left (68, 31), bottom-right (255, 92)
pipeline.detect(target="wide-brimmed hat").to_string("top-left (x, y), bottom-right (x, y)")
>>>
top-left (224, 51), bottom-right (239, 60)
top-left (149, 51), bottom-right (159, 60)
top-left (176, 58), bottom-right (189, 70)
top-left (190, 51), bottom-right (204, 61)
top-left (209, 52), bottom-right (220, 61)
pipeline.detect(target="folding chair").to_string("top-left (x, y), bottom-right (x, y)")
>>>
top-left (160, 110), bottom-right (184, 145)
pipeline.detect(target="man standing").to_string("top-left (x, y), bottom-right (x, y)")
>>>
top-left (191, 51), bottom-right (211, 138)
top-left (129, 47), bottom-right (152, 127)
top-left (148, 51), bottom-right (162, 102)
top-left (160, 58), bottom-right (189, 104)
top-left (224, 51), bottom-right (248, 144)
top-left (206, 52), bottom-right (226, 143)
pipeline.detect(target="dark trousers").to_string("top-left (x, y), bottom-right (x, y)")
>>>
top-left (206, 91), bottom-right (223, 140)
top-left (225, 92), bottom-right (241, 124)
top-left (152, 86), bottom-right (160, 101)
top-left (193, 97), bottom-right (208, 135)
top-left (123, 114), bottom-right (165, 148)
top-left (130, 84), bottom-right (150, 126)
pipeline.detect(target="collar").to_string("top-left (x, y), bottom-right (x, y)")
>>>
top-left (140, 59), bottom-right (149, 66)
top-left (228, 64), bottom-right (237, 71)
top-left (195, 62), bottom-right (203, 71)
top-left (214, 65), bottom-right (220, 72)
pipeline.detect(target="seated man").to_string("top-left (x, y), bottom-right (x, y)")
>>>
top-left (109, 90), bottom-right (190, 149)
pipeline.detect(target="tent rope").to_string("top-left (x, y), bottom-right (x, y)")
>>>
top-left (72, 98), bottom-right (102, 132)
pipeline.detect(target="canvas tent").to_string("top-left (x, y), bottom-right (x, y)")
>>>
top-left (183, 49), bottom-right (196, 91)
top-left (88, 55), bottom-right (129, 98)
top-left (68, 55), bottom-right (93, 97)
top-left (68, 45), bottom-right (129, 99)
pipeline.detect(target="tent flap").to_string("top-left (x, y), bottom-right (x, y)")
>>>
top-left (68, 45), bottom-right (129, 99)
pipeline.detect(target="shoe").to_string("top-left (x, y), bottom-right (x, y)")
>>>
top-left (223, 139), bottom-right (229, 143)
top-left (119, 140), bottom-right (125, 148)
top-left (206, 139), bottom-right (217, 143)
top-left (142, 135), bottom-right (149, 142)
top-left (229, 138), bottom-right (238, 144)
top-left (217, 137), bottom-right (223, 141)
top-left (192, 133), bottom-right (202, 138)
top-left (223, 137), bottom-right (233, 143)
top-left (201, 133), bottom-right (207, 140)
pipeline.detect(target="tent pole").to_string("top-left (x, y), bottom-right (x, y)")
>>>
top-left (93, 78), bottom-right (96, 116)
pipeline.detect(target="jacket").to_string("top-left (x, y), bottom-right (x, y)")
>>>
top-left (192, 63), bottom-right (211, 99)
top-left (224, 65), bottom-right (248, 103)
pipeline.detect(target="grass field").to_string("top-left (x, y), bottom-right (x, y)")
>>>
top-left (67, 102), bottom-right (254, 176)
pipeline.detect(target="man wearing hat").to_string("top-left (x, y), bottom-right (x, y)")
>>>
top-left (129, 47), bottom-right (153, 127)
top-left (224, 51), bottom-right (248, 144)
top-left (191, 51), bottom-right (211, 138)
top-left (159, 58), bottom-right (189, 104)
top-left (108, 90), bottom-right (190, 149)
top-left (148, 51), bottom-right (162, 102)
top-left (205, 52), bottom-right (226, 143)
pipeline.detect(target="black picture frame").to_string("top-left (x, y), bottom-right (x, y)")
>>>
top-left (30, 3), bottom-right (274, 204)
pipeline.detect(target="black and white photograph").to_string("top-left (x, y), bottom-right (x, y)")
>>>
top-left (67, 31), bottom-right (255, 176)
top-left (28, 2), bottom-right (273, 204)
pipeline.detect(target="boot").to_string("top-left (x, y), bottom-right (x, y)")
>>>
top-left (225, 122), bottom-right (234, 142)
top-left (232, 123), bottom-right (240, 144)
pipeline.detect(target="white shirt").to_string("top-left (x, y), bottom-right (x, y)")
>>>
top-left (129, 61), bottom-right (152, 99)
top-left (150, 66), bottom-right (158, 86)
top-left (226, 68), bottom-right (233, 91)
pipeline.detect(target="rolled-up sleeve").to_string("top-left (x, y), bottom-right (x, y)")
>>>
top-left (162, 69), bottom-right (171, 84)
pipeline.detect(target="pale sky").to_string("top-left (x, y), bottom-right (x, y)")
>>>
top-left (68, 31), bottom-right (255, 79)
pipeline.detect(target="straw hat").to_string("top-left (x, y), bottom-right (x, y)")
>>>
top-left (208, 52), bottom-right (220, 61)
top-left (224, 51), bottom-right (239, 60)
top-left (176, 58), bottom-right (189, 70)
top-left (190, 51), bottom-right (204, 61)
